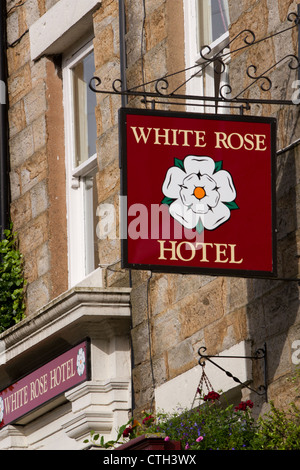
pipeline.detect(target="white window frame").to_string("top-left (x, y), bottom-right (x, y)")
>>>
top-left (63, 38), bottom-right (99, 287)
top-left (183, 0), bottom-right (230, 113)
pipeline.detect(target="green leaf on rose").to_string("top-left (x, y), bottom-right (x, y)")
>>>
top-left (174, 157), bottom-right (185, 171)
top-left (195, 219), bottom-right (204, 235)
top-left (224, 200), bottom-right (239, 210)
top-left (161, 196), bottom-right (175, 206)
top-left (214, 161), bottom-right (223, 172)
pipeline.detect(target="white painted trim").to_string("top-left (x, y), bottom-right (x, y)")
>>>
top-left (72, 153), bottom-right (98, 178)
top-left (63, 380), bottom-right (131, 441)
top-left (0, 287), bottom-right (132, 363)
top-left (63, 40), bottom-right (99, 287)
top-left (183, 0), bottom-right (230, 113)
top-left (29, 0), bottom-right (101, 61)
top-left (0, 287), bottom-right (131, 450)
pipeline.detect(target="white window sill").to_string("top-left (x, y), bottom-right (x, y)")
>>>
top-left (195, 31), bottom-right (230, 66)
top-left (29, 0), bottom-right (101, 61)
top-left (72, 153), bottom-right (98, 178)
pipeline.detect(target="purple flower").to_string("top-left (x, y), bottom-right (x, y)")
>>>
top-left (196, 436), bottom-right (204, 442)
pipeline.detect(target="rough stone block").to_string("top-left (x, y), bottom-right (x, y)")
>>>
top-left (145, 3), bottom-right (167, 52)
top-left (178, 279), bottom-right (225, 340)
top-left (8, 100), bottom-right (26, 138)
top-left (7, 35), bottom-right (31, 76)
top-left (9, 169), bottom-right (21, 201)
top-left (9, 125), bottom-right (34, 169)
top-left (32, 115), bottom-right (47, 152)
top-left (204, 308), bottom-right (247, 354)
top-left (30, 179), bottom-right (49, 218)
top-left (167, 338), bottom-right (196, 380)
top-left (96, 125), bottom-right (119, 171)
top-left (131, 321), bottom-right (150, 365)
top-left (20, 147), bottom-right (48, 194)
top-left (36, 242), bottom-right (51, 277)
top-left (130, 281), bottom-right (149, 327)
top-left (24, 81), bottom-right (47, 125)
top-left (26, 274), bottom-right (51, 314)
top-left (152, 307), bottom-right (181, 356)
top-left (24, 0), bottom-right (41, 28)
top-left (10, 191), bottom-right (32, 230)
top-left (23, 250), bottom-right (38, 284)
top-left (18, 212), bottom-right (48, 255)
top-left (8, 63), bottom-right (32, 107)
top-left (6, 9), bottom-right (19, 46)
top-left (94, 24), bottom-right (117, 69)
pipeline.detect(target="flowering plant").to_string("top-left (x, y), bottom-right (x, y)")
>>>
top-left (85, 379), bottom-right (300, 450)
top-left (84, 411), bottom-right (158, 449)
top-left (145, 393), bottom-right (300, 450)
top-left (85, 392), bottom-right (257, 450)
top-left (203, 391), bottom-right (220, 401)
top-left (234, 400), bottom-right (254, 412)
top-left (145, 392), bottom-right (257, 450)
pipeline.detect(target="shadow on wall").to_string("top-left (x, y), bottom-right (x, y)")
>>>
top-left (246, 110), bottom-right (300, 411)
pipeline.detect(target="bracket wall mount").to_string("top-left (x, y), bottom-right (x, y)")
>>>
top-left (197, 344), bottom-right (268, 403)
top-left (90, 10), bottom-right (300, 114)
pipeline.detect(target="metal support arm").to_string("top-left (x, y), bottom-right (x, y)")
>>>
top-left (197, 343), bottom-right (268, 402)
top-left (91, 11), bottom-right (300, 113)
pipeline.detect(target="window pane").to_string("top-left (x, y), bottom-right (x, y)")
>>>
top-left (84, 173), bottom-right (99, 274)
top-left (198, 0), bottom-right (229, 48)
top-left (72, 51), bottom-right (97, 167)
top-left (211, 0), bottom-right (229, 42)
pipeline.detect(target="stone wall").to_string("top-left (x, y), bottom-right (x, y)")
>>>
top-left (125, 0), bottom-right (300, 415)
top-left (5, 0), bottom-right (300, 420)
top-left (227, 0), bottom-right (300, 409)
top-left (6, 0), bottom-right (68, 315)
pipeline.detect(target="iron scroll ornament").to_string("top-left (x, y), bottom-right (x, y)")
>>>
top-left (220, 54), bottom-right (300, 102)
top-left (89, 10), bottom-right (300, 113)
top-left (197, 345), bottom-right (268, 402)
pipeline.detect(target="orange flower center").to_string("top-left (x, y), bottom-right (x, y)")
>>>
top-left (193, 186), bottom-right (206, 200)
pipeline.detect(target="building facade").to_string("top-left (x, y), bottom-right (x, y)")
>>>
top-left (0, 0), bottom-right (299, 450)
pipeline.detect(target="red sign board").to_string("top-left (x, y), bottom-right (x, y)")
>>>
top-left (120, 108), bottom-right (277, 278)
top-left (0, 341), bottom-right (89, 428)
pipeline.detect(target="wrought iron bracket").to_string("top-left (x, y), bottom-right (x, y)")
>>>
top-left (197, 343), bottom-right (268, 402)
top-left (90, 11), bottom-right (300, 114)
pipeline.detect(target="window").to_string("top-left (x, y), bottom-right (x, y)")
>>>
top-left (72, 51), bottom-right (97, 167)
top-left (196, 0), bottom-right (229, 51)
top-left (184, 0), bottom-right (230, 113)
top-left (63, 39), bottom-right (99, 287)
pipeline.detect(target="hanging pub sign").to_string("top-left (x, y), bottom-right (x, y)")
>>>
top-left (0, 340), bottom-right (90, 428)
top-left (119, 108), bottom-right (277, 278)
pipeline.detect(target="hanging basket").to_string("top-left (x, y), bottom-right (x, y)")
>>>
top-left (191, 362), bottom-right (220, 409)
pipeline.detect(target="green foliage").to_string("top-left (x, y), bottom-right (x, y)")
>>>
top-left (85, 389), bottom-right (300, 450)
top-left (146, 401), bottom-right (257, 450)
top-left (0, 226), bottom-right (26, 333)
top-left (251, 401), bottom-right (300, 450)
top-left (84, 398), bottom-right (258, 450)
top-left (84, 412), bottom-right (158, 449)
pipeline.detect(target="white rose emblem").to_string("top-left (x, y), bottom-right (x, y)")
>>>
top-left (76, 348), bottom-right (86, 376)
top-left (162, 155), bottom-right (238, 232)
